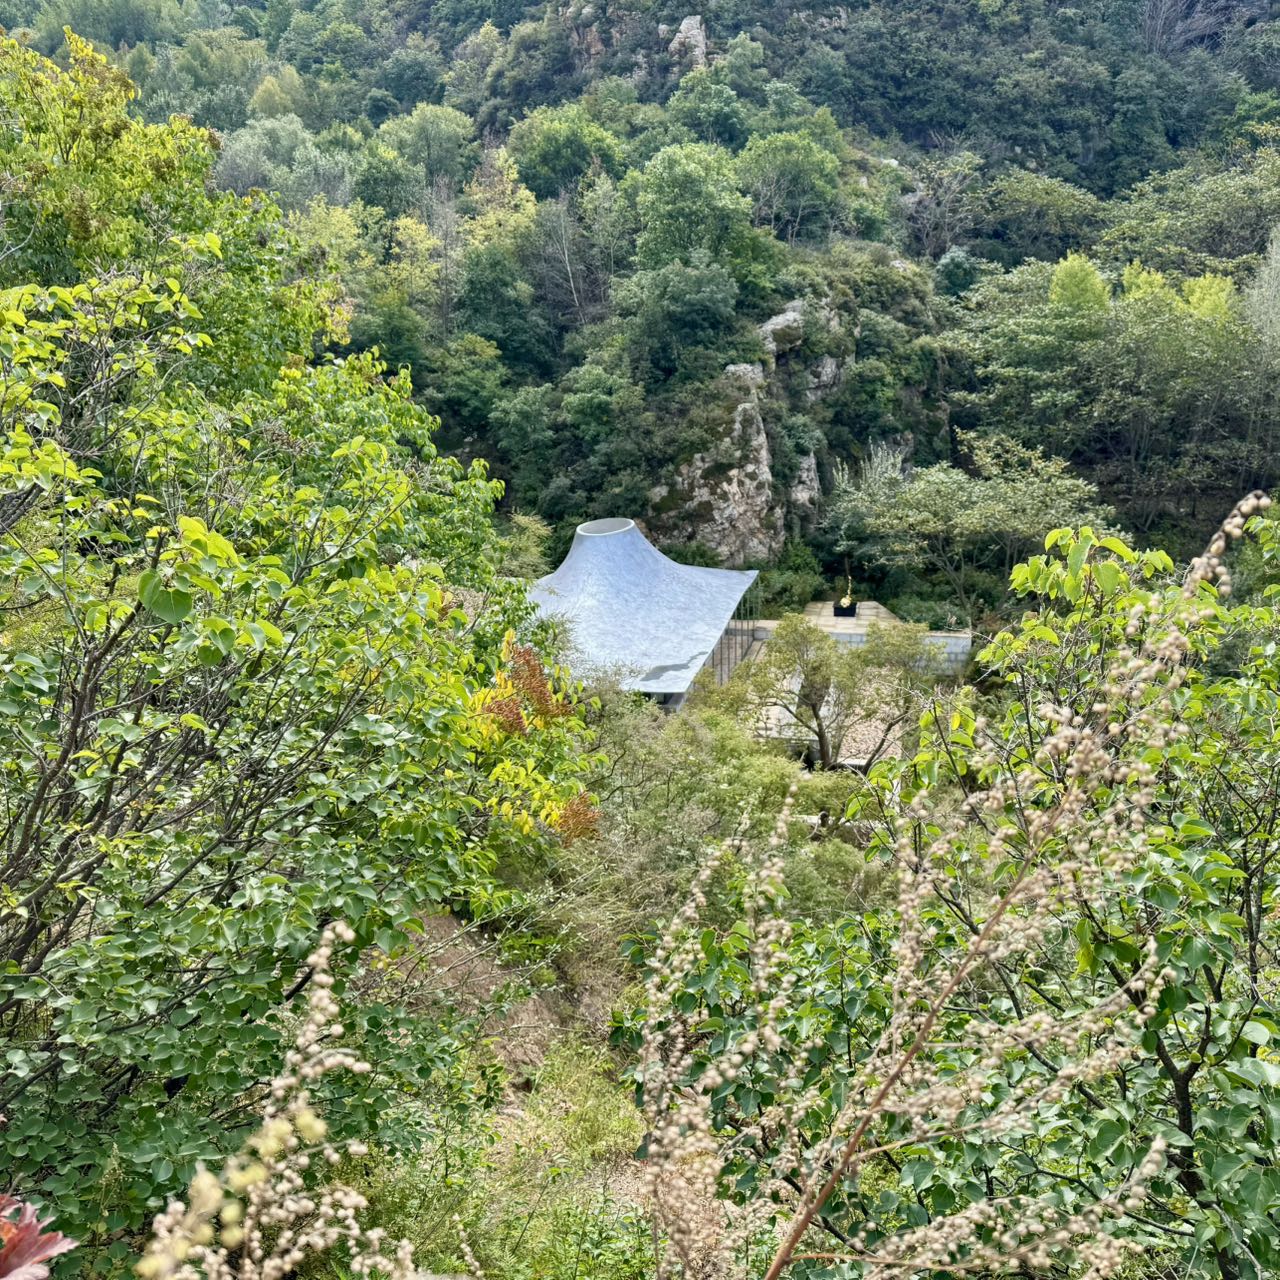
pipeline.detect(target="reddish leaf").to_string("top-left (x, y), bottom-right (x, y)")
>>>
top-left (0, 1196), bottom-right (77, 1280)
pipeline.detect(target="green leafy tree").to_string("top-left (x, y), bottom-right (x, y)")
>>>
top-left (508, 103), bottom-right (624, 199)
top-left (830, 436), bottom-right (1115, 615)
top-left (721, 614), bottom-right (941, 770)
top-left (1049, 249), bottom-right (1111, 311)
top-left (374, 33), bottom-right (445, 109)
top-left (354, 143), bottom-right (425, 219)
top-left (489, 383), bottom-right (558, 506)
top-left (262, 0), bottom-right (294, 52)
top-left (736, 130), bottom-right (842, 243)
top-left (667, 70), bottom-right (750, 149)
top-left (634, 143), bottom-right (772, 288)
top-left (1100, 147), bottom-right (1280, 277)
top-left (613, 255), bottom-right (740, 382)
top-left (441, 19), bottom-right (503, 115)
top-left (378, 102), bottom-right (476, 188)
top-left (248, 68), bottom-right (307, 120)
top-left (476, 12), bottom-right (578, 133)
top-left (974, 167), bottom-right (1105, 265)
top-left (419, 332), bottom-right (507, 434)
top-left (0, 37), bottom-right (593, 1259)
top-left (905, 148), bottom-right (984, 259)
top-left (0, 34), bottom-right (332, 397)
top-left (216, 114), bottom-right (354, 209)
top-left (27, 0), bottom-right (183, 49)
top-left (456, 240), bottom-right (553, 374)
top-left (959, 253), bottom-right (1279, 540)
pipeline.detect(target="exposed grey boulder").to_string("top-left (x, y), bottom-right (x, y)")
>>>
top-left (759, 300), bottom-right (807, 362)
top-left (724, 361), bottom-right (766, 390)
top-left (759, 297), bottom-right (842, 365)
top-left (789, 452), bottom-right (821, 525)
top-left (650, 379), bottom-right (781, 565)
top-left (807, 355), bottom-right (843, 402)
top-left (668, 14), bottom-right (708, 67)
top-left (652, 303), bottom-right (844, 562)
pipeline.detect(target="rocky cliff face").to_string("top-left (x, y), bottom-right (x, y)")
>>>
top-left (649, 300), bottom-right (846, 565)
top-left (649, 363), bottom-right (777, 564)
top-left (665, 14), bottom-right (708, 67)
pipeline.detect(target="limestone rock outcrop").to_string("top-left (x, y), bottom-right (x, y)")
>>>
top-left (759, 300), bottom-right (807, 362)
top-left (650, 299), bottom-right (847, 564)
top-left (668, 15), bottom-right (708, 67)
top-left (789, 451), bottom-right (821, 522)
top-left (650, 364), bottom-right (779, 564)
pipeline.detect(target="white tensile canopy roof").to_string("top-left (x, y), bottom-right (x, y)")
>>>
top-left (530, 518), bottom-right (758, 696)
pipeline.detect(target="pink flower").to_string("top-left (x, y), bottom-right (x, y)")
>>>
top-left (0, 1196), bottom-right (76, 1280)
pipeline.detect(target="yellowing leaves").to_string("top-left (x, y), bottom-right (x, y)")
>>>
top-left (463, 146), bottom-right (538, 247)
top-left (177, 515), bottom-right (239, 566)
top-left (1182, 273), bottom-right (1235, 321)
top-left (1049, 252), bottom-right (1108, 313)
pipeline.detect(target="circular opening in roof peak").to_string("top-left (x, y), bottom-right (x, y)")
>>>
top-left (577, 517), bottom-right (636, 536)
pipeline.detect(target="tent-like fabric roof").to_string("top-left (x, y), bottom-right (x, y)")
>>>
top-left (530, 518), bottom-right (758, 695)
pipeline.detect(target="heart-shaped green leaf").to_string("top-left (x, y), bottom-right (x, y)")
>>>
top-left (138, 569), bottom-right (193, 624)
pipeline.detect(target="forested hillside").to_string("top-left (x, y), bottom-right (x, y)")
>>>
top-left (6, 6), bottom-right (1280, 1280)
top-left (6, 0), bottom-right (1280, 621)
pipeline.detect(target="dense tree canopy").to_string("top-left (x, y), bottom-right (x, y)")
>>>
top-left (5, 0), bottom-right (1276, 611)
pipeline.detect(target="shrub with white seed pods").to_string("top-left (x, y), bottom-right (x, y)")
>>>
top-left (135, 924), bottom-right (415, 1280)
top-left (630, 495), bottom-right (1271, 1280)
